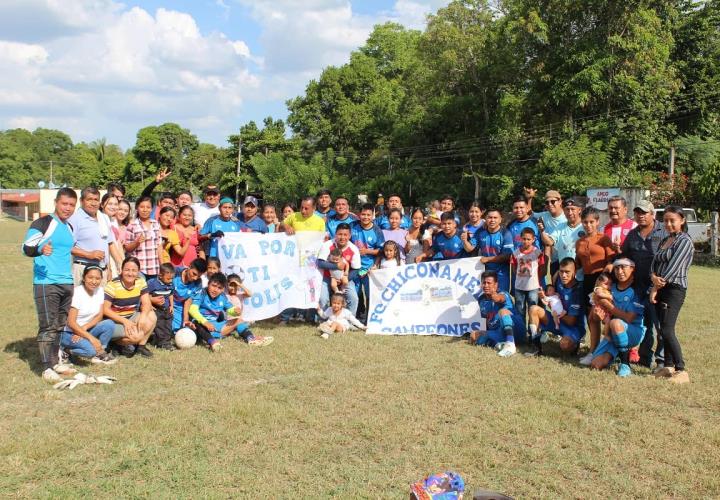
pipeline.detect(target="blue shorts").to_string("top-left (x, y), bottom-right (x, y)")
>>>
top-left (543, 315), bottom-right (585, 344)
top-left (476, 314), bottom-right (525, 346)
top-left (205, 319), bottom-right (250, 339)
top-left (592, 322), bottom-right (646, 360)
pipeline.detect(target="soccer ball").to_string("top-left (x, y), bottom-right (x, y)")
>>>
top-left (174, 328), bottom-right (197, 349)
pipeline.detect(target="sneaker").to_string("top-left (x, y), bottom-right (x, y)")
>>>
top-left (318, 323), bottom-right (334, 335)
top-left (524, 348), bottom-right (541, 357)
top-left (119, 345), bottom-right (136, 358)
top-left (42, 368), bottom-right (63, 384)
top-left (617, 363), bottom-right (632, 378)
top-left (653, 365), bottom-right (675, 378)
top-left (209, 341), bottom-right (222, 352)
top-left (579, 352), bottom-right (594, 366)
top-left (629, 347), bottom-right (640, 364)
top-left (91, 352), bottom-right (119, 365)
top-left (248, 336), bottom-right (274, 347)
top-left (320, 332), bottom-right (330, 340)
top-left (135, 345), bottom-right (154, 358)
top-left (669, 370), bottom-right (690, 384)
top-left (539, 331), bottom-right (550, 344)
top-left (497, 343), bottom-right (516, 357)
top-left (52, 363), bottom-right (77, 375)
top-left (494, 342), bottom-right (505, 352)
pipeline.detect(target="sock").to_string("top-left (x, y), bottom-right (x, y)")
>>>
top-left (619, 350), bottom-right (630, 366)
top-left (613, 331), bottom-right (629, 350)
top-left (500, 314), bottom-right (515, 344)
top-left (528, 324), bottom-right (538, 336)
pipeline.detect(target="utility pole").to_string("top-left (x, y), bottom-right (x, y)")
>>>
top-left (235, 134), bottom-right (243, 204)
top-left (669, 145), bottom-right (675, 188)
top-left (49, 160), bottom-right (53, 186)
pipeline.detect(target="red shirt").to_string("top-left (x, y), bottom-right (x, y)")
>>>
top-left (603, 219), bottom-right (637, 246)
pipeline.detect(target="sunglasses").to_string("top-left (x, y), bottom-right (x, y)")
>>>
top-left (545, 199), bottom-right (560, 205)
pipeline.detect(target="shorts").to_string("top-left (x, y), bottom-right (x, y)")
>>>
top-left (112, 311), bottom-right (140, 339)
top-left (477, 314), bottom-right (525, 346)
top-left (204, 319), bottom-right (250, 339)
top-left (592, 322), bottom-right (646, 360)
top-left (543, 316), bottom-right (585, 344)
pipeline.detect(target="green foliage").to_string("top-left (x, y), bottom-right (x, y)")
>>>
top-left (675, 135), bottom-right (720, 209)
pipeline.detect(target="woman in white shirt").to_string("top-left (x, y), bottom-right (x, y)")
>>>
top-left (60, 265), bottom-right (118, 364)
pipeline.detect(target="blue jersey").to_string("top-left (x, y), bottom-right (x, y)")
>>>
top-left (554, 278), bottom-right (584, 328)
top-left (374, 214), bottom-right (412, 230)
top-left (237, 214), bottom-right (268, 234)
top-left (478, 292), bottom-right (516, 330)
top-left (194, 289), bottom-right (234, 322)
top-left (200, 215), bottom-right (243, 258)
top-left (172, 268), bottom-right (203, 304)
top-left (326, 214), bottom-right (358, 238)
top-left (476, 228), bottom-right (513, 272)
top-left (432, 231), bottom-right (474, 260)
top-left (314, 208), bottom-right (336, 221)
top-left (147, 277), bottom-right (173, 310)
top-left (463, 221), bottom-right (485, 239)
top-left (611, 283), bottom-right (644, 329)
top-left (22, 214), bottom-right (75, 285)
top-left (350, 221), bottom-right (385, 270)
top-left (506, 217), bottom-right (542, 251)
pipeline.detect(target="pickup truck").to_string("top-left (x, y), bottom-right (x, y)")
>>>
top-left (654, 207), bottom-right (711, 245)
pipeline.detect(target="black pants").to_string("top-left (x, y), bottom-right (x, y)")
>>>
top-left (638, 295), bottom-right (664, 367)
top-left (193, 322), bottom-right (216, 346)
top-left (33, 284), bottom-right (74, 370)
top-left (152, 308), bottom-right (173, 346)
top-left (654, 284), bottom-right (687, 371)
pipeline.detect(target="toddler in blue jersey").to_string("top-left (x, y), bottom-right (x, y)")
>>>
top-left (588, 258), bottom-right (646, 377)
top-left (469, 270), bottom-right (525, 357)
top-left (188, 272), bottom-right (273, 351)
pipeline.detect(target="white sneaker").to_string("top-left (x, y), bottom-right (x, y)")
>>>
top-left (318, 323), bottom-right (334, 335)
top-left (58, 348), bottom-right (70, 365)
top-left (540, 332), bottom-right (550, 344)
top-left (52, 363), bottom-right (77, 375)
top-left (497, 343), bottom-right (516, 357)
top-left (579, 352), bottom-right (594, 366)
top-left (42, 368), bottom-right (63, 384)
top-left (494, 342), bottom-right (505, 352)
top-left (320, 332), bottom-right (330, 340)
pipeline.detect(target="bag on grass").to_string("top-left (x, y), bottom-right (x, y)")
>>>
top-left (410, 471), bottom-right (465, 500)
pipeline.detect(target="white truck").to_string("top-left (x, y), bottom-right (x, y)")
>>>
top-left (654, 207), bottom-right (711, 245)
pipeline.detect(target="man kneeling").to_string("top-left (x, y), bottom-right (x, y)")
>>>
top-left (469, 270), bottom-right (525, 358)
top-left (526, 257), bottom-right (584, 356)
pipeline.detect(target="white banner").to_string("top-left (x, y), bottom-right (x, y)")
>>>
top-left (218, 231), bottom-right (324, 321)
top-left (586, 187), bottom-right (621, 210)
top-left (366, 257), bottom-right (486, 336)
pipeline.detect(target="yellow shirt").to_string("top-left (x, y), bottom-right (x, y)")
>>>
top-left (161, 229), bottom-right (180, 264)
top-left (283, 213), bottom-right (326, 232)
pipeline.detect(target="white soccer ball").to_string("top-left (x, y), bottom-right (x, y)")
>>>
top-left (174, 328), bottom-right (197, 349)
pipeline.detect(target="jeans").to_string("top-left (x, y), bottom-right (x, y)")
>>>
top-left (60, 319), bottom-right (115, 358)
top-left (655, 284), bottom-right (687, 371)
top-left (34, 283), bottom-right (74, 370)
top-left (513, 288), bottom-right (539, 344)
top-left (638, 295), bottom-right (664, 367)
top-left (319, 276), bottom-right (358, 316)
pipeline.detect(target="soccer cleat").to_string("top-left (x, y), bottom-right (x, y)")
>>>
top-left (497, 343), bottom-right (516, 357)
top-left (320, 332), bottom-right (330, 340)
top-left (579, 352), bottom-right (594, 366)
top-left (42, 368), bottom-right (63, 384)
top-left (669, 370), bottom-right (690, 384)
top-left (617, 363), bottom-right (632, 378)
top-left (248, 336), bottom-right (274, 347)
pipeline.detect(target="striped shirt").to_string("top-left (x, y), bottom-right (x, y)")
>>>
top-left (104, 277), bottom-right (148, 318)
top-left (651, 232), bottom-right (693, 289)
top-left (125, 218), bottom-right (162, 276)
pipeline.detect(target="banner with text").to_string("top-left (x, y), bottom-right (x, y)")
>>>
top-left (366, 257), bottom-right (486, 336)
top-left (218, 231), bottom-right (324, 321)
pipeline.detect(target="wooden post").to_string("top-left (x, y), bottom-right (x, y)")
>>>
top-left (711, 211), bottom-right (719, 257)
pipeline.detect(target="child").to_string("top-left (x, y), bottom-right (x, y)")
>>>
top-left (226, 273), bottom-right (252, 311)
top-left (510, 227), bottom-right (544, 329)
top-left (373, 240), bottom-right (404, 269)
top-left (589, 273), bottom-right (614, 325)
top-left (201, 256), bottom-right (221, 288)
top-left (188, 272), bottom-right (273, 351)
top-left (147, 262), bottom-right (175, 351)
top-left (328, 248), bottom-right (349, 294)
top-left (316, 293), bottom-right (366, 339)
top-left (542, 285), bottom-right (566, 329)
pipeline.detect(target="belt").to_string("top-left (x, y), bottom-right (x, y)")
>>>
top-left (73, 259), bottom-right (107, 270)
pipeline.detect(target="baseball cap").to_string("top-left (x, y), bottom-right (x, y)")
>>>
top-left (562, 197), bottom-right (583, 208)
top-left (203, 184), bottom-right (220, 195)
top-left (613, 257), bottom-right (635, 267)
top-left (545, 190), bottom-right (562, 200)
top-left (219, 196), bottom-right (234, 206)
top-left (243, 195), bottom-right (258, 206)
top-left (633, 200), bottom-right (654, 213)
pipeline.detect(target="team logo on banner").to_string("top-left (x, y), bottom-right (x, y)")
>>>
top-left (218, 232), bottom-right (325, 321)
top-left (366, 257), bottom-right (486, 336)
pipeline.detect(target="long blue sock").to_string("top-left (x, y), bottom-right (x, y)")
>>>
top-left (500, 314), bottom-right (515, 344)
top-left (613, 331), bottom-right (629, 350)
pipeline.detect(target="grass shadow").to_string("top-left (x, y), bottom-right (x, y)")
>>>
top-left (4, 336), bottom-right (42, 374)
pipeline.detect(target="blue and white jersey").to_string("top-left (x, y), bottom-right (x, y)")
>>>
top-left (326, 214), bottom-right (358, 239)
top-left (432, 231), bottom-right (474, 260)
top-left (200, 215), bottom-right (243, 258)
top-left (22, 214), bottom-right (75, 285)
top-left (195, 290), bottom-right (234, 322)
top-left (478, 292), bottom-right (516, 330)
top-left (374, 213), bottom-right (412, 230)
top-left (350, 221), bottom-right (385, 270)
top-left (463, 221), bottom-right (485, 239)
top-left (314, 208), bottom-right (336, 221)
top-left (610, 283), bottom-right (645, 329)
top-left (172, 268), bottom-right (203, 304)
top-left (475, 228), bottom-right (513, 272)
top-left (237, 214), bottom-right (268, 234)
top-left (506, 217), bottom-right (542, 251)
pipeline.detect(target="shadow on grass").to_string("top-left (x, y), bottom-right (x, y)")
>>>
top-left (4, 337), bottom-right (42, 374)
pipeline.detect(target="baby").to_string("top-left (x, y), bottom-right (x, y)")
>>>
top-left (328, 248), bottom-right (348, 294)
top-left (589, 273), bottom-right (614, 325)
top-left (542, 285), bottom-right (566, 329)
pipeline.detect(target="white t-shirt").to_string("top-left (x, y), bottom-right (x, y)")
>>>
top-left (192, 202), bottom-right (220, 228)
top-left (512, 247), bottom-right (544, 291)
top-left (64, 285), bottom-right (104, 332)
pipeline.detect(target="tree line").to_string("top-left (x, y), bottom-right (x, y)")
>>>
top-left (1, 0), bottom-right (719, 210)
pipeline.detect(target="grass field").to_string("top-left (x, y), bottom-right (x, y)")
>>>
top-left (1, 218), bottom-right (719, 498)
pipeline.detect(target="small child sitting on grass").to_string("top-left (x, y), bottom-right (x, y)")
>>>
top-left (188, 272), bottom-right (272, 352)
top-left (317, 293), bottom-right (366, 339)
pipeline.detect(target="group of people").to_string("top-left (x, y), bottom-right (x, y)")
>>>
top-left (22, 170), bottom-right (694, 385)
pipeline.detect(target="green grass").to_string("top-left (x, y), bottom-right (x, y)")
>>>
top-left (1, 217), bottom-right (719, 498)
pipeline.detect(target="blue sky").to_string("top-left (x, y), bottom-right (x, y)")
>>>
top-left (0, 0), bottom-right (448, 149)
